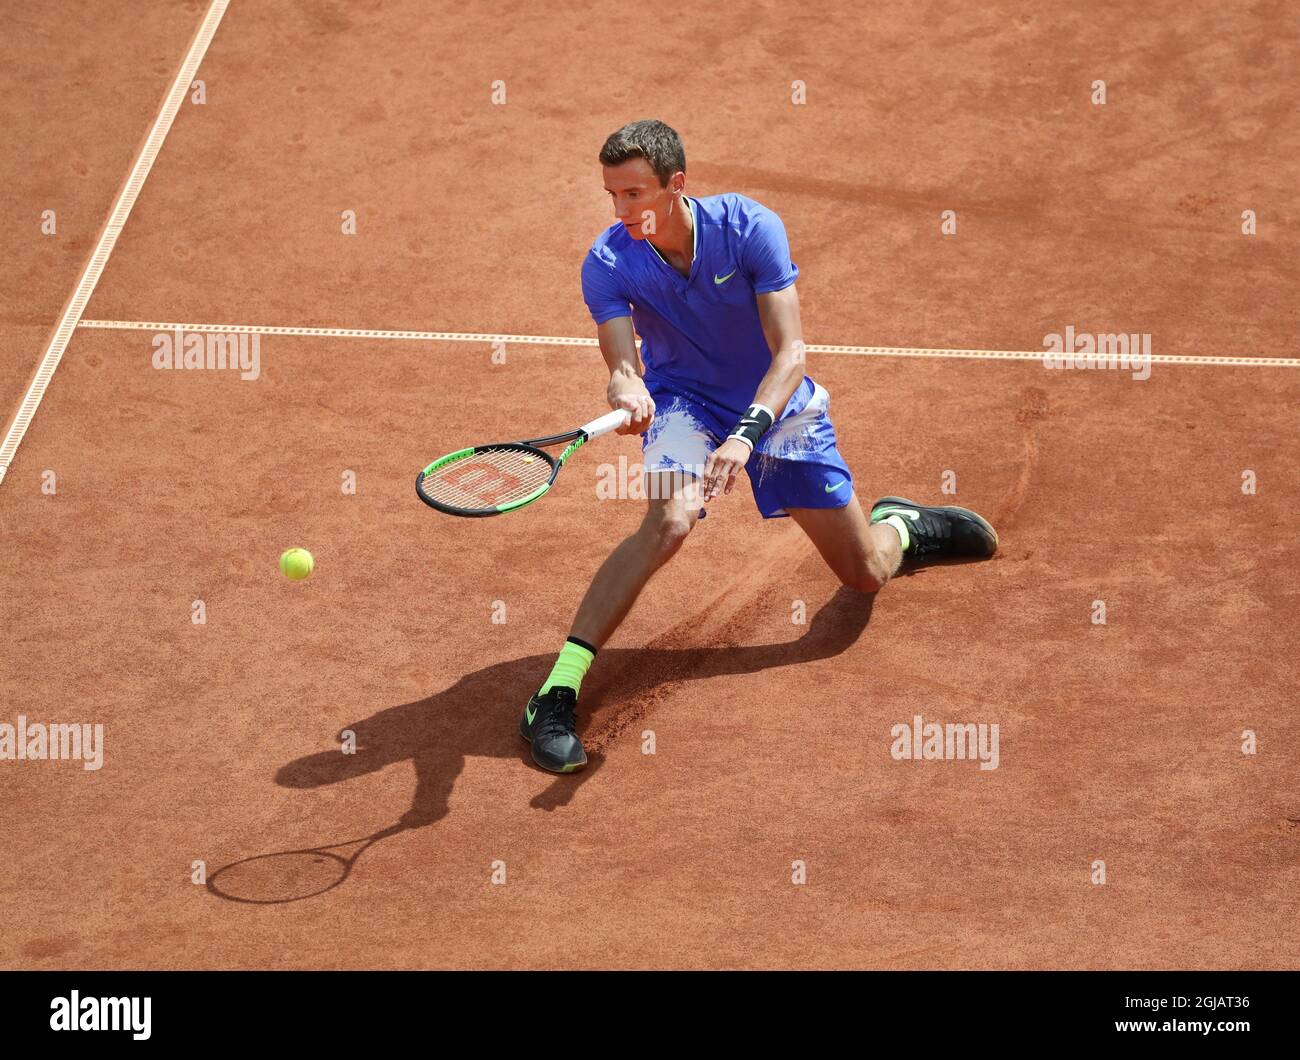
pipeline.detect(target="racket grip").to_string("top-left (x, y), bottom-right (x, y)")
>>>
top-left (581, 408), bottom-right (632, 440)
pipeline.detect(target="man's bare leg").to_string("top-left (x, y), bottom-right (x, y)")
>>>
top-left (789, 492), bottom-right (1000, 591)
top-left (787, 492), bottom-right (902, 593)
top-left (521, 472), bottom-right (704, 774)
top-left (570, 471), bottom-right (705, 647)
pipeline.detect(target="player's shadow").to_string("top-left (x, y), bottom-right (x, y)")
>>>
top-left (205, 588), bottom-right (875, 902)
top-left (274, 585), bottom-right (875, 824)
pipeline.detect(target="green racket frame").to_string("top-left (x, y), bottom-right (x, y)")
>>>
top-left (416, 408), bottom-right (630, 517)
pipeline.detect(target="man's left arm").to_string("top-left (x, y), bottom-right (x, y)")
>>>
top-left (751, 285), bottom-right (807, 418)
top-left (700, 285), bottom-right (806, 501)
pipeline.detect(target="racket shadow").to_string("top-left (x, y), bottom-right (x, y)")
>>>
top-left (206, 587), bottom-right (875, 903)
top-left (206, 824), bottom-right (407, 905)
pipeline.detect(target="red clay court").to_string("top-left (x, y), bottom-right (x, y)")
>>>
top-left (1, 0), bottom-right (1297, 969)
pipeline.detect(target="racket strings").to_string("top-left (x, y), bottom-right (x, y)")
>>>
top-left (426, 446), bottom-right (553, 509)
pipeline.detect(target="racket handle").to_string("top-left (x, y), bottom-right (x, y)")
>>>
top-left (581, 408), bottom-right (632, 440)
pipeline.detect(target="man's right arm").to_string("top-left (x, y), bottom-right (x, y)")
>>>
top-left (598, 316), bottom-right (655, 435)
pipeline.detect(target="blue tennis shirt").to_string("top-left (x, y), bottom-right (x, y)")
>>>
top-left (581, 192), bottom-right (815, 422)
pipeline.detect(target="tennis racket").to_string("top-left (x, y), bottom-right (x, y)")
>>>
top-left (416, 408), bottom-right (631, 517)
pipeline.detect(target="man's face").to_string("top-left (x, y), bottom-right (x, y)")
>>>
top-left (602, 158), bottom-right (682, 240)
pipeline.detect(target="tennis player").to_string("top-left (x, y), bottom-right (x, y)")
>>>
top-left (521, 119), bottom-right (998, 773)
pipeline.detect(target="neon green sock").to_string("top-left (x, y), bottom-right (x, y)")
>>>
top-left (883, 514), bottom-right (911, 553)
top-left (539, 638), bottom-right (596, 697)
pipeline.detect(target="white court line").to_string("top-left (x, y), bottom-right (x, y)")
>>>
top-left (77, 319), bottom-right (1300, 368)
top-left (0, 1), bottom-right (231, 488)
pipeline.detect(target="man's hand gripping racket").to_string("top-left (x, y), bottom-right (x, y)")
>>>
top-left (416, 408), bottom-right (632, 517)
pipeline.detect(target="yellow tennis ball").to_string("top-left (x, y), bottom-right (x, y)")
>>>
top-left (279, 547), bottom-right (314, 581)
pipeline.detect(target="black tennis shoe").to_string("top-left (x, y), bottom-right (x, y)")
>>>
top-left (519, 686), bottom-right (587, 773)
top-left (870, 496), bottom-right (999, 562)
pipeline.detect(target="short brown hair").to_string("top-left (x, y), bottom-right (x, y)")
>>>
top-left (598, 120), bottom-right (685, 187)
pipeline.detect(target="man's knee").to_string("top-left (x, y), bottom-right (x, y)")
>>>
top-left (844, 569), bottom-right (884, 595)
top-left (844, 544), bottom-right (893, 594)
top-left (639, 507), bottom-right (695, 561)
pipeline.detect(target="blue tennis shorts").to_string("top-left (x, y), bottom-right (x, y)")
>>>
top-left (641, 380), bottom-right (853, 519)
